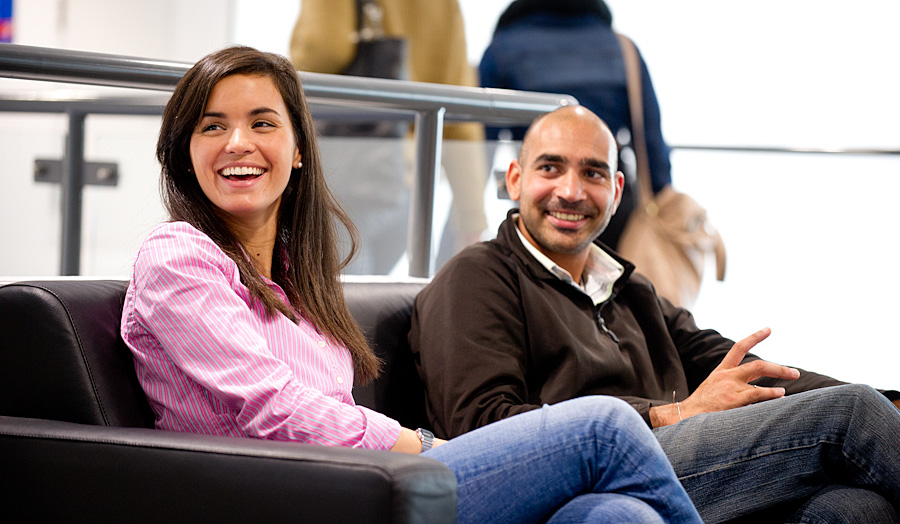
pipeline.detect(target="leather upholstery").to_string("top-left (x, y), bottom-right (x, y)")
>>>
top-left (0, 278), bottom-right (454, 524)
top-left (345, 279), bottom-right (431, 430)
top-left (0, 280), bottom-right (154, 427)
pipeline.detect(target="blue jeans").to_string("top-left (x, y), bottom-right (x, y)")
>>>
top-left (654, 384), bottom-right (900, 523)
top-left (785, 485), bottom-right (899, 523)
top-left (425, 396), bottom-right (701, 524)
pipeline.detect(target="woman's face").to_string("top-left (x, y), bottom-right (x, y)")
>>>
top-left (189, 73), bottom-right (302, 230)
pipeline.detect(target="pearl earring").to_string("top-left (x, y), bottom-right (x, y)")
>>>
top-left (296, 161), bottom-right (303, 169)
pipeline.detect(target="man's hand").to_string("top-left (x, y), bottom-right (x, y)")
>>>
top-left (893, 399), bottom-right (900, 411)
top-left (653, 328), bottom-right (800, 427)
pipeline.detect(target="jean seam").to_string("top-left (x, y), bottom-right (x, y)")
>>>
top-left (678, 437), bottom-right (843, 481)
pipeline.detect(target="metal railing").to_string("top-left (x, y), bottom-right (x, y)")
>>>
top-left (0, 43), bottom-right (578, 276)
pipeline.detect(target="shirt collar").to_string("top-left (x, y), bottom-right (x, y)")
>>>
top-left (513, 214), bottom-right (624, 305)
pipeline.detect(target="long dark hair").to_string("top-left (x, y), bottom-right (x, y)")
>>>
top-left (156, 46), bottom-right (381, 383)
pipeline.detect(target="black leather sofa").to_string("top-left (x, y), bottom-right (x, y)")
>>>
top-left (0, 278), bottom-right (455, 524)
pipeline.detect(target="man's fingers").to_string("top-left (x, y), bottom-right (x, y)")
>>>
top-left (738, 359), bottom-right (800, 383)
top-left (748, 385), bottom-right (787, 403)
top-left (718, 327), bottom-right (772, 370)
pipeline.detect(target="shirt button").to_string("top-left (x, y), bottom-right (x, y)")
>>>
top-left (336, 376), bottom-right (344, 384)
top-left (318, 340), bottom-right (326, 348)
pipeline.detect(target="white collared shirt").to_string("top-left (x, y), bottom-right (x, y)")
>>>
top-left (513, 214), bottom-right (624, 305)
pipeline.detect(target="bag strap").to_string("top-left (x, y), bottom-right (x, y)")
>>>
top-left (616, 33), bottom-right (654, 210)
top-left (619, 34), bottom-right (726, 281)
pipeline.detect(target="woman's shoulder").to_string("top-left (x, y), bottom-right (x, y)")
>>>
top-left (134, 221), bottom-right (231, 272)
top-left (142, 221), bottom-right (217, 249)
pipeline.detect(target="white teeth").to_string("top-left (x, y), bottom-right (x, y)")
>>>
top-left (551, 211), bottom-right (586, 221)
top-left (221, 166), bottom-right (264, 177)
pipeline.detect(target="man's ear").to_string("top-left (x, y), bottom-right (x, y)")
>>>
top-left (506, 160), bottom-right (522, 202)
top-left (611, 170), bottom-right (625, 213)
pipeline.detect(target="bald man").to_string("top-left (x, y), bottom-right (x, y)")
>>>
top-left (411, 106), bottom-right (900, 522)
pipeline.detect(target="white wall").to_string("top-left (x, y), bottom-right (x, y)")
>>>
top-left (13, 0), bottom-right (232, 61)
top-left (609, 1), bottom-right (900, 150)
top-left (1, 0), bottom-right (898, 389)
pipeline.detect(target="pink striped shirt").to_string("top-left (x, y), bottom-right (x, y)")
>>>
top-left (120, 221), bottom-right (401, 450)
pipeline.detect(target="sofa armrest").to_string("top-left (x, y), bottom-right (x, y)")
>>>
top-left (0, 416), bottom-right (456, 524)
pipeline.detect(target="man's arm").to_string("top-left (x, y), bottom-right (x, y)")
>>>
top-left (650, 328), bottom-right (801, 427)
top-left (409, 249), bottom-right (541, 438)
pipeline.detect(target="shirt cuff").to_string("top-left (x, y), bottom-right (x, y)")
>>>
top-left (358, 405), bottom-right (403, 451)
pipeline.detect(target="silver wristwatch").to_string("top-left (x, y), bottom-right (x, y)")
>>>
top-left (415, 428), bottom-right (434, 452)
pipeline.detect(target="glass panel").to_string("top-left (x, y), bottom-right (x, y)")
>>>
top-left (81, 114), bottom-right (165, 276)
top-left (318, 135), bottom-right (413, 276)
top-left (0, 112), bottom-right (66, 276)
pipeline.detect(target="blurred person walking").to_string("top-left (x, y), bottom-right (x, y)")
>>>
top-left (291, 0), bottom-right (488, 274)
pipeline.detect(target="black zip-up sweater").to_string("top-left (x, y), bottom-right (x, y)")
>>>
top-left (410, 211), bottom-right (849, 438)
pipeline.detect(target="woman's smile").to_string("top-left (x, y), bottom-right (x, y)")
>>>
top-left (220, 165), bottom-right (266, 180)
top-left (218, 164), bottom-right (267, 187)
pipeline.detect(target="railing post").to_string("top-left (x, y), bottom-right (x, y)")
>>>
top-left (408, 108), bottom-right (445, 278)
top-left (0, 44), bottom-right (579, 278)
top-left (60, 110), bottom-right (86, 276)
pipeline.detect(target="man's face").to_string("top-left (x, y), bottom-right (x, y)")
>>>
top-left (506, 109), bottom-right (624, 260)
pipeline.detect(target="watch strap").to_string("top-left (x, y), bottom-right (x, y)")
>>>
top-left (415, 428), bottom-right (434, 452)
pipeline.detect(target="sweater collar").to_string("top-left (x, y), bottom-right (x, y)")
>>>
top-left (498, 209), bottom-right (634, 302)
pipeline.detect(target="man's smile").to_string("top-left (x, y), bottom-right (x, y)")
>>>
top-left (548, 210), bottom-right (588, 222)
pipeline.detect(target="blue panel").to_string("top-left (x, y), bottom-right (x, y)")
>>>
top-left (0, 0), bottom-right (11, 43)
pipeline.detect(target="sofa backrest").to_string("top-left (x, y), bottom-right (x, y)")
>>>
top-left (0, 279), bottom-right (430, 431)
top-left (345, 280), bottom-right (431, 431)
top-left (0, 280), bottom-right (153, 427)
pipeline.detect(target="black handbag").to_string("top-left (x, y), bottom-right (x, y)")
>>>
top-left (317, 0), bottom-right (408, 138)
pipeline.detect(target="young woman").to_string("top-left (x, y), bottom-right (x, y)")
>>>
top-left (120, 46), bottom-right (701, 524)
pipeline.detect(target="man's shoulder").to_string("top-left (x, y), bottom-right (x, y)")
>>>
top-left (446, 236), bottom-right (525, 275)
top-left (421, 239), bottom-right (524, 297)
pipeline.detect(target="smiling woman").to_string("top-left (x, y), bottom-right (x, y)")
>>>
top-left (151, 46), bottom-right (376, 383)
